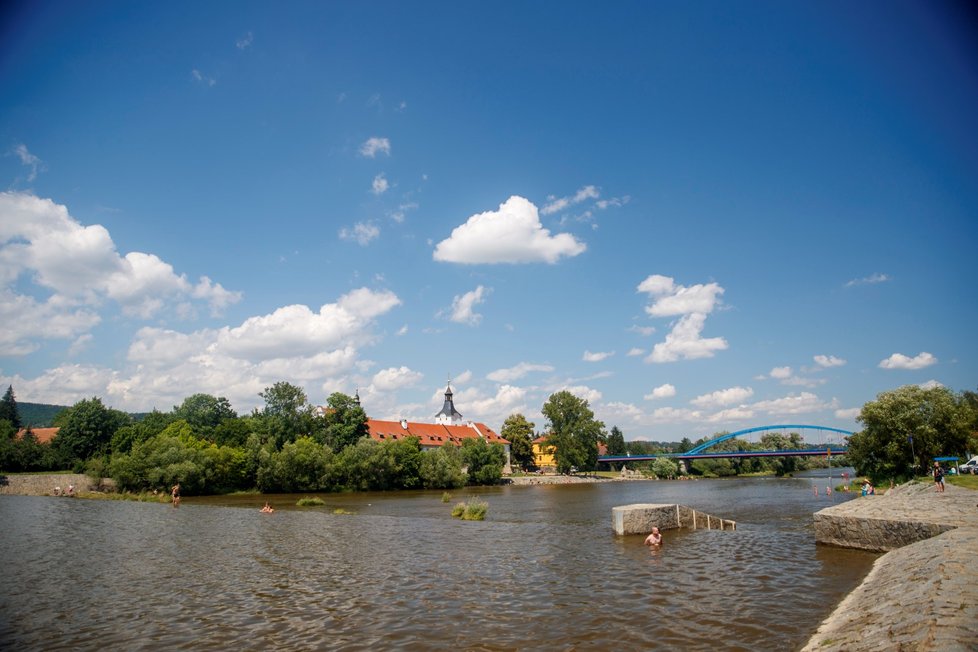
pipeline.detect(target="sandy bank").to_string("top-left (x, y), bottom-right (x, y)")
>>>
top-left (802, 482), bottom-right (978, 651)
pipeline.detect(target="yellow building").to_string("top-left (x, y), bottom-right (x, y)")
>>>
top-left (532, 436), bottom-right (556, 470)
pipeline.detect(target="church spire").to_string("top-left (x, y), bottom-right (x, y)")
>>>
top-left (434, 379), bottom-right (463, 425)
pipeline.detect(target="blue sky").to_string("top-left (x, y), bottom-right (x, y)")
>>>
top-left (1, 1), bottom-right (975, 441)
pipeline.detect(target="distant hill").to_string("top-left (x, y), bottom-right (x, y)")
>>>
top-left (19, 402), bottom-right (69, 428)
top-left (16, 402), bottom-right (155, 428)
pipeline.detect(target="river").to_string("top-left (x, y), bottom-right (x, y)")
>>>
top-left (0, 472), bottom-right (877, 651)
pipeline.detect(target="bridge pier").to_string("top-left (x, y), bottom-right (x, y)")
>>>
top-left (612, 503), bottom-right (736, 536)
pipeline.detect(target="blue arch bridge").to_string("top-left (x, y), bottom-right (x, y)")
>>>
top-left (597, 424), bottom-right (852, 465)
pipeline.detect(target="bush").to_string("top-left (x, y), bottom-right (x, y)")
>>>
top-left (451, 502), bottom-right (466, 518)
top-left (296, 496), bottom-right (326, 506)
top-left (451, 499), bottom-right (488, 521)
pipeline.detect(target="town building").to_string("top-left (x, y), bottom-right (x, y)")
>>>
top-left (365, 383), bottom-right (511, 472)
top-left (532, 435), bottom-right (607, 471)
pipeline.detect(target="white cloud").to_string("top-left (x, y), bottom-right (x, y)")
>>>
top-left (626, 347), bottom-right (645, 357)
top-left (637, 274), bottom-right (724, 317)
top-left (704, 406), bottom-right (755, 423)
top-left (541, 185), bottom-right (600, 215)
top-left (813, 355), bottom-right (846, 368)
top-left (691, 386), bottom-right (754, 409)
top-left (595, 196), bottom-right (630, 210)
top-left (444, 383), bottom-right (528, 426)
top-left (919, 379), bottom-right (943, 390)
top-left (339, 221), bottom-right (380, 246)
top-left (359, 137), bottom-right (391, 158)
top-left (879, 352), bottom-right (937, 370)
top-left (646, 313), bottom-right (728, 363)
top-left (845, 273), bottom-right (890, 287)
top-left (583, 350), bottom-right (614, 362)
top-left (0, 192), bottom-right (241, 354)
top-left (835, 407), bottom-right (861, 419)
top-left (12, 144), bottom-right (43, 182)
top-left (769, 366), bottom-right (792, 379)
top-left (371, 366), bottom-right (424, 392)
top-left (191, 69), bottom-right (216, 86)
top-left (628, 325), bottom-right (656, 336)
top-left (557, 384), bottom-right (602, 404)
top-left (447, 285), bottom-right (489, 326)
top-left (487, 362), bottom-right (554, 383)
top-left (433, 196), bottom-right (586, 264)
top-left (644, 383), bottom-right (676, 400)
top-left (752, 392), bottom-right (826, 416)
top-left (371, 173), bottom-right (389, 195)
top-left (236, 31), bottom-right (253, 49)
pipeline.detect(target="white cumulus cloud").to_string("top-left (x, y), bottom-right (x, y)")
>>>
top-left (814, 355), bottom-right (846, 368)
top-left (769, 366), bottom-right (792, 379)
top-left (371, 173), bottom-right (389, 195)
top-left (583, 350), bottom-right (614, 362)
top-left (644, 383), bottom-right (676, 400)
top-left (359, 137), bottom-right (391, 158)
top-left (691, 386), bottom-right (754, 409)
top-left (879, 352), bottom-right (937, 370)
top-left (339, 221), bottom-right (380, 246)
top-left (487, 362), bottom-right (554, 383)
top-left (433, 196), bottom-right (586, 264)
top-left (646, 313), bottom-right (728, 363)
top-left (447, 285), bottom-right (489, 326)
top-left (637, 274), bottom-right (725, 317)
top-left (371, 366), bottom-right (424, 392)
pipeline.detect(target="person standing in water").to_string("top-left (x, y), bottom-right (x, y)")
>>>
top-left (171, 482), bottom-right (181, 507)
top-left (644, 527), bottom-right (662, 547)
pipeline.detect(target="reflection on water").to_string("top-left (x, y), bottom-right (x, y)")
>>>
top-left (1, 475), bottom-right (876, 651)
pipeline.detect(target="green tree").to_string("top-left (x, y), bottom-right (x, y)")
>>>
top-left (677, 437), bottom-right (693, 454)
top-left (53, 397), bottom-right (130, 463)
top-left (541, 391), bottom-right (606, 473)
top-left (652, 457), bottom-right (679, 479)
top-left (256, 436), bottom-right (334, 493)
top-left (847, 384), bottom-right (974, 483)
top-left (606, 426), bottom-right (626, 456)
top-left (173, 394), bottom-right (237, 434)
top-left (0, 385), bottom-right (21, 430)
top-left (501, 413), bottom-right (535, 471)
top-left (460, 437), bottom-right (505, 485)
top-left (256, 382), bottom-right (315, 447)
top-left (419, 443), bottom-right (466, 489)
top-left (320, 392), bottom-right (368, 452)
top-left (759, 431), bottom-right (804, 476)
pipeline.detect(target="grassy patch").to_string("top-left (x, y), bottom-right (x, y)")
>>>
top-left (78, 491), bottom-right (169, 503)
top-left (947, 475), bottom-right (978, 490)
top-left (451, 499), bottom-right (488, 521)
top-left (296, 496), bottom-right (326, 507)
top-left (332, 507), bottom-right (355, 515)
top-left (441, 491), bottom-right (452, 503)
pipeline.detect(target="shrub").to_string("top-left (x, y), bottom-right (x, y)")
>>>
top-left (296, 496), bottom-right (326, 506)
top-left (451, 502), bottom-right (466, 518)
top-left (441, 491), bottom-right (452, 503)
top-left (451, 499), bottom-right (488, 521)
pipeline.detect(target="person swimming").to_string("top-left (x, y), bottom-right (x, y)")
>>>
top-left (260, 502), bottom-right (274, 513)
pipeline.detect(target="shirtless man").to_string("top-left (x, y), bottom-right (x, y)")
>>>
top-left (171, 483), bottom-right (181, 507)
top-left (644, 526), bottom-right (662, 546)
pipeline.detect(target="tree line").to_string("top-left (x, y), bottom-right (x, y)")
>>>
top-left (2, 382), bottom-right (975, 491)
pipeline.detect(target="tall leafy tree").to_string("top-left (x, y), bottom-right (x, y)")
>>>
top-left (173, 394), bottom-right (237, 432)
top-left (53, 397), bottom-right (130, 462)
top-left (847, 384), bottom-right (974, 483)
top-left (0, 385), bottom-right (22, 430)
top-left (256, 382), bottom-right (314, 447)
top-left (541, 390), bottom-right (606, 473)
top-left (501, 413), bottom-right (535, 471)
top-left (321, 392), bottom-right (368, 452)
top-left (606, 426), bottom-right (626, 456)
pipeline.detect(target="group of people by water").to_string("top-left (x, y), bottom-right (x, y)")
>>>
top-left (52, 484), bottom-right (74, 497)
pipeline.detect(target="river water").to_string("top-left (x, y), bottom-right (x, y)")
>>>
top-left (1, 472), bottom-right (877, 651)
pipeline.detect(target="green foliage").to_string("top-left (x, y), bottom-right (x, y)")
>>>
top-left (441, 491), bottom-right (452, 502)
top-left (606, 426), bottom-right (626, 457)
top-left (53, 397), bottom-right (131, 463)
top-left (419, 443), bottom-right (466, 489)
top-left (0, 424), bottom-right (66, 472)
top-left (541, 390), bottom-right (606, 473)
top-left (451, 499), bottom-right (488, 521)
top-left (256, 436), bottom-right (335, 493)
top-left (111, 410), bottom-right (175, 455)
top-left (847, 385), bottom-right (975, 483)
top-left (0, 386), bottom-right (22, 429)
top-left (297, 496), bottom-right (326, 506)
top-left (460, 437), bottom-right (505, 485)
top-left (334, 437), bottom-right (424, 491)
top-left (652, 457), bottom-right (679, 479)
top-left (501, 413), bottom-right (535, 470)
top-left (173, 394), bottom-right (237, 436)
top-left (319, 392), bottom-right (369, 452)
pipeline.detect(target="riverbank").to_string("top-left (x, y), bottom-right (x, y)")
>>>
top-left (802, 482), bottom-right (978, 651)
top-left (0, 472), bottom-right (115, 495)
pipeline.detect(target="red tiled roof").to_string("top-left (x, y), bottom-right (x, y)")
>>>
top-left (15, 427), bottom-right (59, 445)
top-left (366, 419), bottom-right (508, 448)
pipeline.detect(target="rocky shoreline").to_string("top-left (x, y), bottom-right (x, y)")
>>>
top-left (802, 482), bottom-right (978, 651)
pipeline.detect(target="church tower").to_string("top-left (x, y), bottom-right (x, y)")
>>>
top-left (434, 381), bottom-right (464, 426)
